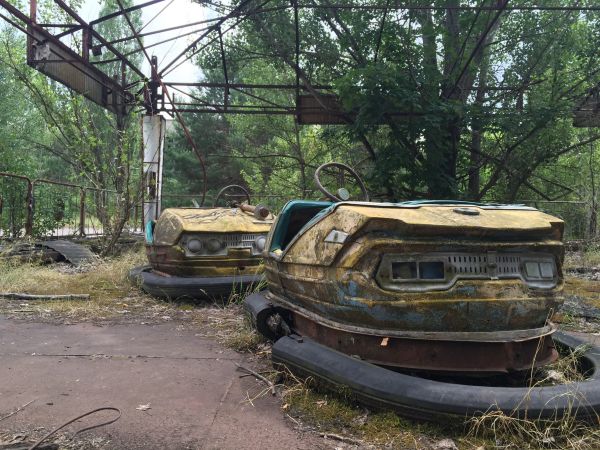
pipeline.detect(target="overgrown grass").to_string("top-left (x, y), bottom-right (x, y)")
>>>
top-left (0, 247), bottom-right (145, 298)
top-left (466, 343), bottom-right (600, 449)
top-left (0, 248), bottom-right (186, 322)
top-left (275, 370), bottom-right (469, 449)
top-left (565, 244), bottom-right (600, 270)
top-left (468, 406), bottom-right (600, 449)
top-left (197, 303), bottom-right (267, 353)
top-left (198, 280), bottom-right (268, 353)
top-left (274, 363), bottom-right (600, 450)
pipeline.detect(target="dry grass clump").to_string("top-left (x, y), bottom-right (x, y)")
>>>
top-left (272, 341), bottom-right (600, 450)
top-left (198, 303), bottom-right (267, 353)
top-left (192, 279), bottom-right (269, 352)
top-left (539, 343), bottom-right (591, 384)
top-left (0, 248), bottom-right (145, 299)
top-left (0, 249), bottom-right (185, 322)
top-left (564, 246), bottom-right (600, 270)
top-left (468, 343), bottom-right (600, 450)
top-left (468, 408), bottom-right (600, 449)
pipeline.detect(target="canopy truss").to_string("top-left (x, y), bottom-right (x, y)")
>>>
top-left (0, 0), bottom-right (598, 124)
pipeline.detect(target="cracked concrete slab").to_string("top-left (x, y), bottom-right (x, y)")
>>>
top-left (0, 318), bottom-right (327, 449)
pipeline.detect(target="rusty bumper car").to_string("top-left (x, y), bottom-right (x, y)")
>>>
top-left (130, 186), bottom-right (274, 300)
top-left (245, 162), bottom-right (600, 420)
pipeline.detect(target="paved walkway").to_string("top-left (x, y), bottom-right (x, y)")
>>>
top-left (0, 318), bottom-right (327, 449)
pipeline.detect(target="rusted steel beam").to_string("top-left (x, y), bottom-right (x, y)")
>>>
top-left (164, 82), bottom-right (332, 90)
top-left (90, 0), bottom-right (165, 26)
top-left (106, 17), bottom-right (218, 47)
top-left (51, 0), bottom-right (145, 79)
top-left (217, 27), bottom-right (229, 109)
top-left (33, 178), bottom-right (83, 189)
top-left (0, 0), bottom-right (130, 112)
top-left (298, 3), bottom-right (600, 11)
top-left (115, 0), bottom-right (207, 206)
top-left (229, 86), bottom-right (291, 110)
top-left (115, 25), bottom-right (213, 58)
top-left (162, 108), bottom-right (295, 115)
top-left (37, 23), bottom-right (78, 27)
top-left (168, 102), bottom-right (292, 110)
top-left (159, 0), bottom-right (264, 77)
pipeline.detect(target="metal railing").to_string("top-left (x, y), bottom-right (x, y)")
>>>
top-left (0, 172), bottom-right (33, 238)
top-left (160, 191), bottom-right (314, 213)
top-left (1, 171), bottom-right (596, 242)
top-left (516, 200), bottom-right (592, 240)
top-left (0, 172), bottom-right (142, 240)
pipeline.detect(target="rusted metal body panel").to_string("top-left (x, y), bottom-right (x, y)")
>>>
top-left (147, 207), bottom-right (273, 278)
top-left (147, 245), bottom-right (264, 277)
top-left (153, 208), bottom-right (274, 246)
top-left (291, 313), bottom-right (557, 373)
top-left (262, 202), bottom-right (565, 372)
top-left (275, 203), bottom-right (563, 266)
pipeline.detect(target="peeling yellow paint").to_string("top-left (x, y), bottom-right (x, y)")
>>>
top-left (265, 203), bottom-right (564, 334)
top-left (154, 207), bottom-right (274, 246)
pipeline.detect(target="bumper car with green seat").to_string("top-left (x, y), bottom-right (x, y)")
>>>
top-left (130, 185), bottom-right (274, 299)
top-left (245, 162), bottom-right (600, 421)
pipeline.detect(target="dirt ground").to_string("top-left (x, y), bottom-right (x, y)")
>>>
top-left (2, 251), bottom-right (600, 449)
top-left (0, 318), bottom-right (333, 449)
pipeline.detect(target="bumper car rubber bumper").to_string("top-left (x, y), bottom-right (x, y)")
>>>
top-left (129, 265), bottom-right (263, 299)
top-left (272, 332), bottom-right (600, 422)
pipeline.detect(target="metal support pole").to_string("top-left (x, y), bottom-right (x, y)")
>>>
top-left (79, 188), bottom-right (86, 236)
top-left (25, 180), bottom-right (33, 237)
top-left (141, 114), bottom-right (165, 228)
top-left (82, 26), bottom-right (90, 62)
top-left (27, 0), bottom-right (37, 63)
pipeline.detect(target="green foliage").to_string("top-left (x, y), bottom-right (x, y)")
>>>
top-left (161, 0), bottom-right (600, 218)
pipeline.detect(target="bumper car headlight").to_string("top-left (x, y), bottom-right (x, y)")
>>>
top-left (187, 239), bottom-right (202, 253)
top-left (524, 261), bottom-right (555, 280)
top-left (254, 236), bottom-right (266, 254)
top-left (205, 238), bottom-right (224, 253)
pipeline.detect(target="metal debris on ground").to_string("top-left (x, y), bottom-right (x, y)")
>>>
top-left (0, 294), bottom-right (89, 301)
top-left (39, 241), bottom-right (97, 266)
top-left (0, 400), bottom-right (36, 422)
top-left (235, 363), bottom-right (276, 395)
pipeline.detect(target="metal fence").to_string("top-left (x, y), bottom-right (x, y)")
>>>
top-left (0, 172), bottom-right (33, 238)
top-left (32, 179), bottom-right (83, 238)
top-left (160, 192), bottom-right (313, 213)
top-left (0, 172), bottom-right (142, 241)
top-left (516, 200), bottom-right (592, 240)
top-left (1, 171), bottom-right (596, 242)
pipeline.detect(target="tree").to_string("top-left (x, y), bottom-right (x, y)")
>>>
top-left (182, 0), bottom-right (600, 205)
top-left (0, 1), bottom-right (143, 252)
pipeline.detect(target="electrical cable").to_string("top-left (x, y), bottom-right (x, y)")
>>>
top-left (28, 407), bottom-right (121, 450)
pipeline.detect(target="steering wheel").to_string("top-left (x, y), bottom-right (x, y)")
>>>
top-left (314, 162), bottom-right (369, 202)
top-left (213, 185), bottom-right (251, 207)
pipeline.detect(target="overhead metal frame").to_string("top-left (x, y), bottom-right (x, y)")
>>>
top-left (0, 0), bottom-right (598, 121)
